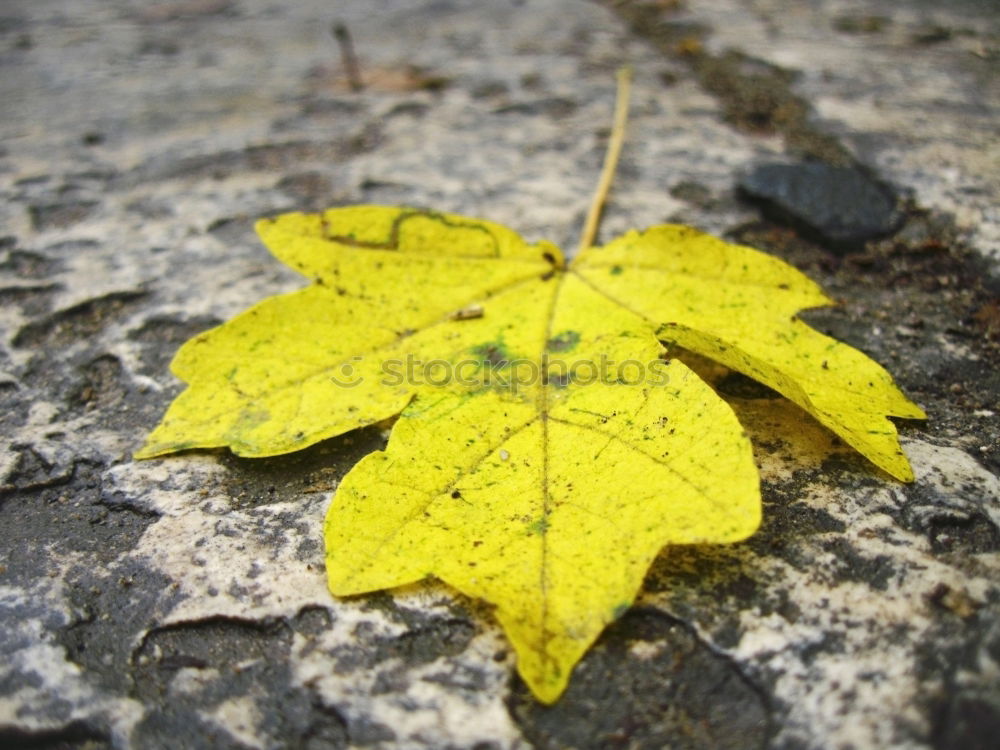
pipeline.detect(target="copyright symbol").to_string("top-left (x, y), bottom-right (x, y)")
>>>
top-left (331, 356), bottom-right (363, 388)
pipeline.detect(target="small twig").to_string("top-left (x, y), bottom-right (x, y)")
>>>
top-left (578, 66), bottom-right (632, 253)
top-left (332, 22), bottom-right (364, 92)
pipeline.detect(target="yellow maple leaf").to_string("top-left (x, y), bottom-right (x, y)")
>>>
top-left (137, 70), bottom-right (924, 703)
top-left (137, 204), bottom-right (923, 702)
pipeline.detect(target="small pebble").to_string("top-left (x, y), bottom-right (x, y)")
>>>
top-left (739, 162), bottom-right (901, 251)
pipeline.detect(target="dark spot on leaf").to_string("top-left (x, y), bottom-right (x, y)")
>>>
top-left (546, 330), bottom-right (581, 353)
top-left (527, 516), bottom-right (550, 536)
top-left (472, 340), bottom-right (510, 369)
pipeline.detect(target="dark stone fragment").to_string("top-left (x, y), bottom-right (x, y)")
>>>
top-left (739, 162), bottom-right (901, 251)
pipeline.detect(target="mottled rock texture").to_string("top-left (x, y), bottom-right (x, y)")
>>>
top-left (1, 1), bottom-right (998, 748)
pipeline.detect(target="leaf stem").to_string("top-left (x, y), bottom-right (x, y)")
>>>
top-left (578, 66), bottom-right (633, 253)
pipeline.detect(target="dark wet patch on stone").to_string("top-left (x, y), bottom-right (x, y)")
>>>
top-left (16, 333), bottom-right (171, 434)
top-left (608, 1), bottom-right (851, 163)
top-left (0, 721), bottom-right (112, 750)
top-left (797, 631), bottom-right (850, 668)
top-left (347, 717), bottom-right (395, 746)
top-left (127, 314), bottom-right (222, 376)
top-left (356, 591), bottom-right (479, 668)
top-left (40, 238), bottom-right (101, 262)
top-left (13, 290), bottom-right (149, 349)
top-left (0, 460), bottom-right (167, 715)
top-left (132, 711), bottom-right (255, 750)
top-left (2, 445), bottom-right (78, 492)
top-left (276, 172), bottom-right (335, 209)
top-left (0, 461), bottom-right (156, 565)
top-left (931, 696), bottom-right (1000, 750)
top-left (371, 617), bottom-right (476, 666)
top-left (206, 215), bottom-right (255, 248)
top-left (669, 179), bottom-right (719, 210)
top-left (471, 80), bottom-right (508, 99)
top-left (131, 613), bottom-right (351, 749)
top-left (136, 36), bottom-right (181, 56)
top-left (750, 477), bottom-right (851, 563)
top-left (0, 245), bottom-right (62, 278)
top-left (819, 538), bottom-right (898, 591)
top-left (299, 98), bottom-right (366, 116)
top-left (643, 474), bottom-right (849, 602)
top-left (121, 136), bottom-right (381, 186)
top-left (492, 97), bottom-right (578, 118)
top-left (897, 481), bottom-right (1000, 555)
top-left (66, 354), bottom-right (129, 415)
top-left (833, 14), bottom-right (890, 34)
top-left (133, 617), bottom-right (294, 701)
top-left (508, 608), bottom-right (771, 750)
top-left (217, 426), bottom-right (386, 509)
top-left (927, 514), bottom-right (1000, 554)
top-left (738, 163), bottom-right (902, 251)
top-left (294, 605), bottom-right (333, 636)
top-left (384, 101), bottom-right (430, 119)
top-left (911, 24), bottom-right (955, 46)
top-left (914, 594), bottom-right (1000, 750)
top-left (0, 283), bottom-right (61, 317)
top-left (29, 200), bottom-right (98, 230)
top-left (58, 559), bottom-right (183, 695)
top-left (715, 371), bottom-right (781, 399)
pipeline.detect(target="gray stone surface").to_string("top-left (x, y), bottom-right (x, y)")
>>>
top-left (1, 0), bottom-right (998, 748)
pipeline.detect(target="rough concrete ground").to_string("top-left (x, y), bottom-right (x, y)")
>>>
top-left (1, 0), bottom-right (998, 748)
